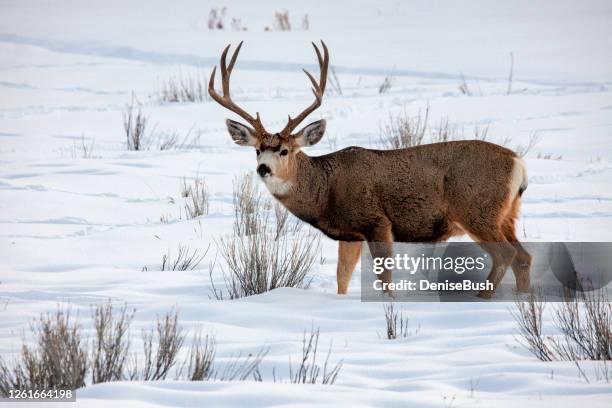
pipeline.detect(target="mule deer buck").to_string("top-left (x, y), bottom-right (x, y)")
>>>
top-left (209, 41), bottom-right (531, 298)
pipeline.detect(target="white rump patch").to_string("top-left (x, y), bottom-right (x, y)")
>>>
top-left (510, 157), bottom-right (528, 197)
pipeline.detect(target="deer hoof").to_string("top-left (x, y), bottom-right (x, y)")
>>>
top-left (381, 290), bottom-right (396, 300)
top-left (477, 289), bottom-right (494, 300)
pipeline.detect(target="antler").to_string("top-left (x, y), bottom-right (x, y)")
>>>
top-left (208, 42), bottom-right (266, 133)
top-left (281, 40), bottom-right (329, 137)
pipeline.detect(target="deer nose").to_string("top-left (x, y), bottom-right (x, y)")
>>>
top-left (257, 164), bottom-right (271, 177)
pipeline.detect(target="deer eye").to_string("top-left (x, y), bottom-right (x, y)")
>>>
top-left (280, 149), bottom-right (288, 156)
top-left (256, 149), bottom-right (261, 156)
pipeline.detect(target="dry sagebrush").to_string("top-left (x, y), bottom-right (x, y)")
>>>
top-left (289, 327), bottom-right (343, 385)
top-left (91, 303), bottom-right (134, 384)
top-left (0, 309), bottom-right (88, 394)
top-left (159, 72), bottom-right (208, 103)
top-left (182, 176), bottom-right (210, 219)
top-left (511, 288), bottom-right (611, 382)
top-left (213, 174), bottom-right (319, 300)
top-left (0, 305), bottom-right (342, 393)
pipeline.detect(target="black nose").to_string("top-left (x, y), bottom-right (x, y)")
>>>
top-left (257, 164), bottom-right (271, 177)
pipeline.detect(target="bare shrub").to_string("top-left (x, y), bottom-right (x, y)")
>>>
top-left (274, 10), bottom-right (291, 31)
top-left (274, 201), bottom-right (289, 240)
top-left (213, 174), bottom-right (319, 299)
top-left (181, 178), bottom-right (191, 198)
top-left (301, 14), bottom-right (309, 30)
top-left (289, 327), bottom-right (343, 385)
top-left (185, 332), bottom-right (216, 381)
top-left (506, 52), bottom-right (514, 95)
top-left (123, 99), bottom-right (148, 151)
top-left (232, 174), bottom-right (265, 236)
top-left (216, 227), bottom-right (319, 299)
top-left (0, 308), bottom-right (88, 395)
top-left (183, 176), bottom-right (209, 219)
top-left (230, 18), bottom-right (247, 31)
top-left (378, 66), bottom-right (395, 94)
top-left (326, 132), bottom-right (338, 151)
top-left (431, 117), bottom-right (453, 144)
top-left (379, 106), bottom-right (429, 149)
top-left (382, 303), bottom-right (415, 339)
top-left (155, 131), bottom-right (178, 150)
top-left (473, 123), bottom-right (490, 141)
top-left (159, 71), bottom-right (207, 103)
top-left (538, 152), bottom-right (563, 160)
top-left (208, 7), bottom-right (226, 30)
top-left (549, 289), bottom-right (611, 361)
top-left (161, 244), bottom-right (208, 271)
top-left (91, 302), bottom-right (134, 384)
top-left (459, 73), bottom-right (472, 96)
top-left (274, 201), bottom-right (302, 240)
top-left (511, 287), bottom-right (611, 381)
top-left (510, 291), bottom-right (554, 361)
top-left (215, 348), bottom-right (269, 381)
top-left (498, 135), bottom-right (514, 148)
top-left (515, 131), bottom-right (540, 158)
top-left (140, 311), bottom-right (185, 381)
top-left (329, 66), bottom-right (343, 96)
top-left (71, 134), bottom-right (95, 158)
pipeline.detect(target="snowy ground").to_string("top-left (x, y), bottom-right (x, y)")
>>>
top-left (1, 1), bottom-right (611, 407)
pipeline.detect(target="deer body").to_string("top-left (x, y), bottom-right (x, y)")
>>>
top-left (209, 41), bottom-right (532, 298)
top-left (272, 141), bottom-right (524, 243)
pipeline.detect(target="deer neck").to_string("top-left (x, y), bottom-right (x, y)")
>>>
top-left (270, 151), bottom-right (329, 223)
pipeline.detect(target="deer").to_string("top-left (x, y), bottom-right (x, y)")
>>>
top-left (208, 41), bottom-right (532, 299)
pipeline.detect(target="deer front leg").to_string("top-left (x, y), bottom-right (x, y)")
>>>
top-left (366, 221), bottom-right (394, 295)
top-left (336, 241), bottom-right (362, 295)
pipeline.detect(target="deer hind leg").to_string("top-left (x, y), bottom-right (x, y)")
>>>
top-left (366, 220), bottom-right (394, 295)
top-left (501, 200), bottom-right (532, 293)
top-left (464, 226), bottom-right (517, 299)
top-left (337, 241), bottom-right (362, 295)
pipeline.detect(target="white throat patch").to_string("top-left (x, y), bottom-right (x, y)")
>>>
top-left (262, 176), bottom-right (293, 196)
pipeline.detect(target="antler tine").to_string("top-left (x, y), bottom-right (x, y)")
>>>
top-left (227, 41), bottom-right (243, 73)
top-left (208, 42), bottom-right (265, 132)
top-left (303, 69), bottom-right (321, 95)
top-left (312, 41), bottom-right (329, 92)
top-left (281, 40), bottom-right (330, 137)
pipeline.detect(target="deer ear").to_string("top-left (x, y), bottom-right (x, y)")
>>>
top-left (293, 120), bottom-right (326, 147)
top-left (226, 119), bottom-right (258, 146)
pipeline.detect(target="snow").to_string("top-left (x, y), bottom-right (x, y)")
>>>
top-left (1, 0), bottom-right (611, 406)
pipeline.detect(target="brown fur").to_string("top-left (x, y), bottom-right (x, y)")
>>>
top-left (273, 140), bottom-right (530, 297)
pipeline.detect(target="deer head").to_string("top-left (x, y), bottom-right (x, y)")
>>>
top-left (208, 41), bottom-right (329, 185)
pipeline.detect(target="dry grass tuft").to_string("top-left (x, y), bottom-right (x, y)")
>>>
top-left (382, 303), bottom-right (416, 339)
top-left (289, 327), bottom-right (343, 385)
top-left (274, 10), bottom-right (291, 31)
top-left (123, 99), bottom-right (148, 151)
top-left (161, 244), bottom-right (208, 271)
top-left (159, 72), bottom-right (207, 103)
top-left (379, 106), bottom-right (429, 149)
top-left (232, 174), bottom-right (266, 236)
top-left (183, 176), bottom-right (210, 219)
top-left (515, 131), bottom-right (540, 158)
